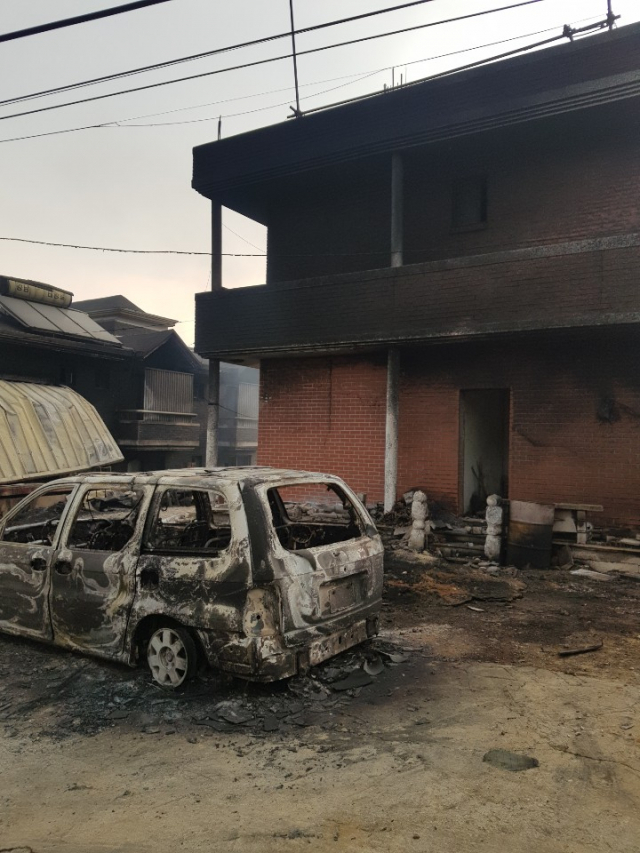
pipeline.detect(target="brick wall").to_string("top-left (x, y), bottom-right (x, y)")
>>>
top-left (264, 114), bottom-right (639, 283)
top-left (259, 330), bottom-right (640, 527)
top-left (258, 355), bottom-right (387, 500)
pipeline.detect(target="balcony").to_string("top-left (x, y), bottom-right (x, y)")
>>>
top-left (195, 234), bottom-right (640, 360)
top-left (117, 409), bottom-right (200, 451)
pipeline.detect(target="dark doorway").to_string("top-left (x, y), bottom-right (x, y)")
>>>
top-left (460, 389), bottom-right (510, 515)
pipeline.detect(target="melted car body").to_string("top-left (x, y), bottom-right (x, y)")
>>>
top-left (0, 468), bottom-right (383, 684)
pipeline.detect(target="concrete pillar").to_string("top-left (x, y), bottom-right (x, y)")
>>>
top-left (211, 201), bottom-right (222, 290)
top-left (390, 152), bottom-right (403, 268)
top-left (206, 200), bottom-right (223, 468)
top-left (384, 347), bottom-right (400, 513)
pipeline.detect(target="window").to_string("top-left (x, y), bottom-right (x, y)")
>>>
top-left (267, 482), bottom-right (364, 552)
top-left (144, 488), bottom-right (231, 553)
top-left (452, 175), bottom-right (487, 231)
top-left (1, 488), bottom-right (74, 545)
top-left (66, 487), bottom-right (144, 552)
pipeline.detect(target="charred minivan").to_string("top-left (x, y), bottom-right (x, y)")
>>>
top-left (0, 468), bottom-right (383, 688)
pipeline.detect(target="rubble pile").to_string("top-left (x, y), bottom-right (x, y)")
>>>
top-left (374, 490), bottom-right (492, 565)
top-left (0, 637), bottom-right (411, 742)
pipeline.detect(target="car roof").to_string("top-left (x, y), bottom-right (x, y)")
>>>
top-left (48, 466), bottom-right (346, 490)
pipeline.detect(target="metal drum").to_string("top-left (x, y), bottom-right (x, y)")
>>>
top-left (506, 500), bottom-right (555, 569)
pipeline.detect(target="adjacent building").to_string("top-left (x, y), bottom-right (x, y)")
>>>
top-left (75, 295), bottom-right (259, 469)
top-left (191, 23), bottom-right (640, 527)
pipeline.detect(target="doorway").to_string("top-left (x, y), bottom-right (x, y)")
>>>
top-left (460, 389), bottom-right (510, 515)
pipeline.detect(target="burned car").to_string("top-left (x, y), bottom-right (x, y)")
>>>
top-left (0, 468), bottom-right (383, 689)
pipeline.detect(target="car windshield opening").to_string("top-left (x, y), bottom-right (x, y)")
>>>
top-left (267, 483), bottom-right (363, 551)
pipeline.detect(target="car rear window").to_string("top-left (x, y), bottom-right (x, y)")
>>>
top-left (267, 482), bottom-right (364, 551)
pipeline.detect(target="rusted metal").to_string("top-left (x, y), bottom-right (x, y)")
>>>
top-left (0, 467), bottom-right (384, 687)
top-left (0, 380), bottom-right (124, 484)
top-left (506, 500), bottom-right (555, 569)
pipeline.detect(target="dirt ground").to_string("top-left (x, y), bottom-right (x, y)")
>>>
top-left (1, 558), bottom-right (640, 853)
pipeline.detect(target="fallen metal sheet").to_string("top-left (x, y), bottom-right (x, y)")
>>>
top-left (0, 380), bottom-right (123, 483)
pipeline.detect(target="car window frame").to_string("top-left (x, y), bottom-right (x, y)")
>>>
top-left (0, 483), bottom-right (79, 548)
top-left (259, 479), bottom-right (373, 557)
top-left (61, 483), bottom-right (148, 555)
top-left (141, 485), bottom-right (234, 557)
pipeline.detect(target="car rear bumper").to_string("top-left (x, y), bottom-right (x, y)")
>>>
top-left (200, 612), bottom-right (379, 682)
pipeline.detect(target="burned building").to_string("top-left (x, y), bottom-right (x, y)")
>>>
top-left (75, 296), bottom-right (259, 469)
top-left (192, 24), bottom-right (640, 528)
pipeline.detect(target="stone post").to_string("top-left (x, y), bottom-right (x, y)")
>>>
top-left (408, 490), bottom-right (428, 552)
top-left (484, 494), bottom-right (503, 562)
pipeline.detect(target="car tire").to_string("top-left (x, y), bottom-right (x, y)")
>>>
top-left (146, 623), bottom-right (198, 690)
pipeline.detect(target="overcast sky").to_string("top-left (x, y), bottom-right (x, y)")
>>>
top-left (0, 0), bottom-right (638, 344)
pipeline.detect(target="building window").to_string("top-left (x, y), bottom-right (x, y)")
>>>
top-left (451, 175), bottom-right (487, 231)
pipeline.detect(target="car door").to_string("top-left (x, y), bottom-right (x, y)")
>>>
top-left (50, 483), bottom-right (150, 658)
top-left (0, 484), bottom-right (76, 640)
top-left (133, 485), bottom-right (251, 629)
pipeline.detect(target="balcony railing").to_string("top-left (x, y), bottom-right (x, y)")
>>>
top-left (119, 409), bottom-right (197, 425)
top-left (117, 409), bottom-right (199, 450)
top-left (195, 233), bottom-right (640, 359)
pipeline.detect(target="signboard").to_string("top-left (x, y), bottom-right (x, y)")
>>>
top-left (0, 276), bottom-right (73, 308)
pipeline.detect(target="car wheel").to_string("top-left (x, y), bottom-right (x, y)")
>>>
top-left (146, 623), bottom-right (198, 689)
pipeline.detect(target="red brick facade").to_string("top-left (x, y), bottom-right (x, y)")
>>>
top-left (258, 330), bottom-right (640, 527)
top-left (258, 356), bottom-right (387, 500)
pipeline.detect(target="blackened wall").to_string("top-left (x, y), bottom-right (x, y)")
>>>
top-left (258, 328), bottom-right (640, 527)
top-left (263, 111), bottom-right (639, 284)
top-left (0, 337), bottom-right (134, 438)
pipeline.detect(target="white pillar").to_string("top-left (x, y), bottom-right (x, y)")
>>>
top-left (391, 152), bottom-right (403, 268)
top-left (206, 200), bottom-right (223, 468)
top-left (384, 347), bottom-right (400, 513)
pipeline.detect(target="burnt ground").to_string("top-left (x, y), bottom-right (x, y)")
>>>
top-left (382, 554), bottom-right (640, 683)
top-left (0, 555), bottom-right (639, 743)
top-left (3, 556), bottom-right (640, 853)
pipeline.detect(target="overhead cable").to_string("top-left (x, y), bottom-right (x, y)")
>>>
top-left (0, 0), bottom-right (445, 108)
top-left (0, 0), bottom-right (176, 44)
top-left (0, 14), bottom-right (609, 144)
top-left (0, 0), bottom-right (546, 122)
top-left (301, 14), bottom-right (617, 116)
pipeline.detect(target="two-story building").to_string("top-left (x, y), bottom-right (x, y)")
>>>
top-left (191, 23), bottom-right (640, 528)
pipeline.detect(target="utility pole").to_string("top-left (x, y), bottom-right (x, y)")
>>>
top-left (289, 0), bottom-right (301, 116)
top-left (206, 201), bottom-right (223, 468)
top-left (607, 0), bottom-right (615, 31)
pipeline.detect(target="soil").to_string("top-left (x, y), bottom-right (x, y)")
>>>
top-left (1, 555), bottom-right (640, 852)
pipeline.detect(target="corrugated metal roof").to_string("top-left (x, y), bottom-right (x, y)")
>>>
top-left (0, 381), bottom-right (124, 484)
top-left (0, 294), bottom-right (121, 345)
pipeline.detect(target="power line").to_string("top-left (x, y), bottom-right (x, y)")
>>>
top-left (0, 0), bottom-right (545, 123)
top-left (303, 14), bottom-right (615, 116)
top-left (0, 0), bottom-right (176, 44)
top-left (0, 70), bottom-right (385, 143)
top-left (222, 224), bottom-right (264, 252)
top-left (0, 12), bottom-right (604, 144)
top-left (0, 0), bottom-right (443, 109)
top-left (122, 70), bottom-right (383, 126)
top-left (0, 0), bottom-right (489, 112)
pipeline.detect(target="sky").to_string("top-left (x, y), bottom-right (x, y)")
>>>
top-left (0, 0), bottom-right (638, 346)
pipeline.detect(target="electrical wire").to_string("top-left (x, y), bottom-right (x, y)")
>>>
top-left (0, 0), bottom-right (445, 108)
top-left (0, 0), bottom-right (176, 44)
top-left (303, 15), bottom-right (613, 116)
top-left (0, 69), bottom-right (380, 143)
top-left (222, 224), bottom-right (264, 252)
top-left (0, 13), bottom-right (605, 143)
top-left (121, 69), bottom-right (383, 126)
top-left (0, 1), bottom-right (546, 123)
